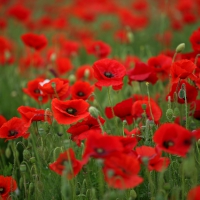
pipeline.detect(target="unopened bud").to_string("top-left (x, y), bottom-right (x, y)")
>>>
top-left (166, 108), bottom-right (173, 121)
top-left (30, 157), bottom-right (36, 164)
top-left (176, 43), bottom-right (185, 53)
top-left (5, 147), bottom-right (11, 158)
top-left (89, 106), bottom-right (99, 119)
top-left (20, 164), bottom-right (27, 173)
top-left (50, 53), bottom-right (57, 62)
top-left (69, 74), bottom-right (76, 84)
top-left (129, 189), bottom-right (137, 199)
top-left (173, 107), bottom-right (180, 117)
top-left (23, 149), bottom-right (31, 161)
top-left (84, 69), bottom-right (90, 79)
top-left (29, 182), bottom-right (34, 194)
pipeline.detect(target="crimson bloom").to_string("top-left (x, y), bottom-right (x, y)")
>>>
top-left (187, 185), bottom-right (200, 200)
top-left (0, 117), bottom-right (30, 140)
top-left (170, 59), bottom-right (197, 83)
top-left (127, 62), bottom-right (158, 85)
top-left (49, 148), bottom-right (82, 179)
top-left (105, 98), bottom-right (133, 124)
top-left (17, 106), bottom-right (52, 125)
top-left (23, 78), bottom-right (49, 103)
top-left (0, 115), bottom-right (6, 128)
top-left (92, 58), bottom-right (126, 90)
top-left (51, 98), bottom-right (90, 125)
top-left (39, 78), bottom-right (70, 100)
top-left (86, 40), bottom-right (111, 59)
top-left (103, 153), bottom-right (143, 189)
top-left (190, 28), bottom-right (200, 52)
top-left (67, 115), bottom-right (105, 146)
top-left (153, 123), bottom-right (195, 157)
top-left (56, 57), bottom-right (73, 75)
top-left (71, 81), bottom-right (94, 100)
top-left (21, 33), bottom-right (47, 50)
top-left (0, 175), bottom-right (17, 200)
top-left (136, 146), bottom-right (170, 171)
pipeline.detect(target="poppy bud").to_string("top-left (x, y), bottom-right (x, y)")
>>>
top-left (173, 107), bottom-right (180, 117)
top-left (19, 177), bottom-right (23, 189)
top-left (163, 183), bottom-right (171, 190)
top-left (50, 53), bottom-right (57, 62)
top-left (166, 108), bottom-right (173, 121)
top-left (84, 69), bottom-right (90, 79)
top-left (176, 43), bottom-right (185, 53)
top-left (23, 149), bottom-right (31, 161)
top-left (30, 157), bottom-right (36, 164)
top-left (89, 106), bottom-right (99, 119)
top-left (69, 74), bottom-right (76, 84)
top-left (20, 164), bottom-right (27, 173)
top-left (129, 189), bottom-right (137, 199)
top-left (5, 147), bottom-right (11, 158)
top-left (29, 182), bottom-right (34, 194)
top-left (126, 28), bottom-right (134, 43)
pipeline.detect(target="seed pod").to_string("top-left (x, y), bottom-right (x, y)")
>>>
top-left (23, 149), bottom-right (31, 161)
top-left (20, 164), bottom-right (27, 173)
top-left (166, 108), bottom-right (173, 121)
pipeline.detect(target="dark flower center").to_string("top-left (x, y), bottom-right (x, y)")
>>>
top-left (66, 108), bottom-right (77, 115)
top-left (183, 139), bottom-right (191, 146)
top-left (163, 140), bottom-right (174, 149)
top-left (34, 89), bottom-right (41, 94)
top-left (95, 148), bottom-right (105, 155)
top-left (196, 41), bottom-right (200, 44)
top-left (0, 188), bottom-right (4, 194)
top-left (77, 91), bottom-right (84, 97)
top-left (8, 130), bottom-right (18, 137)
top-left (104, 72), bottom-right (114, 78)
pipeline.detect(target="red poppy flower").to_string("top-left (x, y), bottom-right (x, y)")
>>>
top-left (39, 78), bottom-right (70, 100)
top-left (124, 128), bottom-right (142, 141)
top-left (0, 117), bottom-right (30, 140)
top-left (86, 40), bottom-right (111, 59)
top-left (71, 81), bottom-right (94, 100)
top-left (127, 62), bottom-right (158, 85)
top-left (82, 132), bottom-right (124, 164)
top-left (51, 98), bottom-right (90, 125)
top-left (153, 123), bottom-right (194, 157)
top-left (17, 106), bottom-right (52, 125)
top-left (119, 137), bottom-right (138, 154)
top-left (167, 80), bottom-right (198, 104)
top-left (136, 146), bottom-right (170, 171)
top-left (23, 78), bottom-right (49, 103)
top-left (187, 185), bottom-right (200, 200)
top-left (170, 59), bottom-right (197, 83)
top-left (124, 55), bottom-right (141, 69)
top-left (103, 153), bottom-right (143, 189)
top-left (21, 33), bottom-right (47, 50)
top-left (105, 98), bottom-right (133, 124)
top-left (76, 65), bottom-right (94, 80)
top-left (131, 99), bottom-right (162, 123)
top-left (61, 40), bottom-right (80, 57)
top-left (0, 115), bottom-right (6, 128)
top-left (92, 58), bottom-right (126, 90)
top-left (0, 175), bottom-right (17, 200)
top-left (56, 57), bottom-right (73, 75)
top-left (114, 30), bottom-right (130, 44)
top-left (190, 28), bottom-right (200, 52)
top-left (148, 54), bottom-right (172, 80)
top-left (67, 115), bottom-right (105, 146)
top-left (49, 148), bottom-right (82, 179)
top-left (191, 100), bottom-right (200, 120)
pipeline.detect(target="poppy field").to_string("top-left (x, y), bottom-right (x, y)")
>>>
top-left (1, 0), bottom-right (200, 199)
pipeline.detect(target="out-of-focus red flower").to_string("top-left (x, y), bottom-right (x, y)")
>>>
top-left (0, 18), bottom-right (7, 30)
top-left (71, 81), bottom-right (94, 100)
top-left (170, 59), bottom-right (197, 83)
top-left (136, 146), bottom-right (170, 171)
top-left (183, 12), bottom-right (197, 24)
top-left (187, 185), bottom-right (200, 200)
top-left (61, 40), bottom-right (80, 57)
top-left (0, 117), bottom-right (30, 140)
top-left (56, 57), bottom-right (73, 75)
top-left (167, 80), bottom-right (198, 104)
top-left (124, 55), bottom-right (141, 69)
top-left (132, 99), bottom-right (162, 123)
top-left (17, 106), bottom-right (52, 125)
top-left (114, 30), bottom-right (129, 43)
top-left (49, 148), bottom-right (82, 179)
top-left (39, 78), bottom-right (70, 100)
top-left (155, 31), bottom-right (173, 47)
top-left (52, 17), bottom-right (68, 30)
top-left (105, 98), bottom-right (133, 124)
top-left (0, 115), bottom-right (6, 128)
top-left (127, 62), bottom-right (158, 85)
top-left (132, 0), bottom-right (148, 12)
top-left (86, 40), bottom-right (111, 59)
top-left (21, 33), bottom-right (47, 50)
top-left (67, 115), bottom-right (105, 146)
top-left (93, 58), bottom-right (126, 90)
top-left (190, 28), bottom-right (200, 52)
top-left (76, 65), bottom-right (94, 80)
top-left (7, 4), bottom-right (31, 22)
top-left (124, 128), bottom-right (142, 141)
top-left (191, 100), bottom-right (200, 120)
top-left (0, 175), bottom-right (17, 200)
top-left (118, 136), bottom-right (138, 154)
top-left (148, 54), bottom-right (172, 80)
top-left (51, 98), bottom-right (89, 125)
top-left (103, 153), bottom-right (143, 189)
top-left (153, 123), bottom-right (194, 157)
top-left (23, 78), bottom-right (49, 104)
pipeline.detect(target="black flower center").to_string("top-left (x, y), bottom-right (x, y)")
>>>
top-left (66, 108), bottom-right (77, 115)
top-left (104, 72), bottom-right (114, 78)
top-left (183, 139), bottom-right (191, 146)
top-left (95, 148), bottom-right (105, 155)
top-left (0, 188), bottom-right (4, 194)
top-left (196, 41), bottom-right (200, 44)
top-left (34, 89), bottom-right (41, 94)
top-left (8, 130), bottom-right (18, 137)
top-left (163, 140), bottom-right (174, 149)
top-left (77, 91), bottom-right (84, 97)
